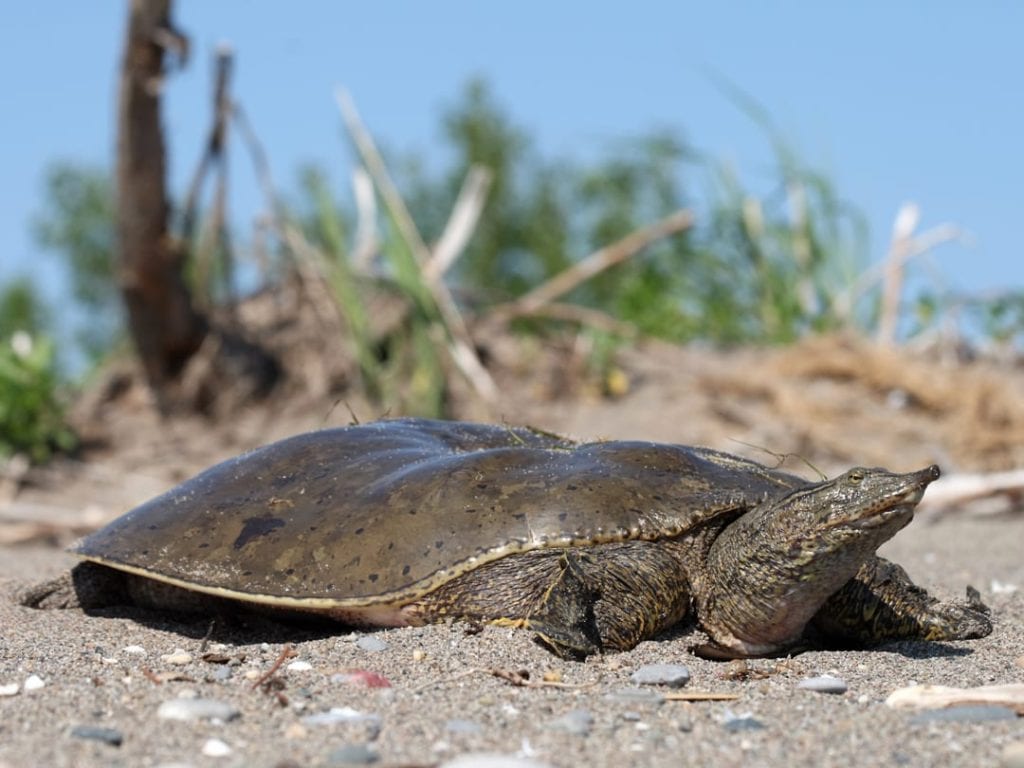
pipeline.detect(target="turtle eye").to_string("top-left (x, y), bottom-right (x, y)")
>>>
top-left (848, 469), bottom-right (865, 483)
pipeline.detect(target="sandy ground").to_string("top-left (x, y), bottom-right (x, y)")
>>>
top-left (1, 512), bottom-right (1022, 768)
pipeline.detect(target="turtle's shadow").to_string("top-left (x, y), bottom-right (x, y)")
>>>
top-left (83, 605), bottom-right (353, 646)
top-left (648, 621), bottom-right (976, 661)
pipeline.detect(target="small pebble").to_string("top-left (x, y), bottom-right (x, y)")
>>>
top-left (797, 675), bottom-right (848, 694)
top-left (70, 725), bottom-right (124, 747)
top-left (603, 687), bottom-right (665, 706)
top-left (0, 683), bottom-right (18, 697)
top-left (302, 707), bottom-right (381, 728)
top-left (210, 666), bottom-right (232, 682)
top-left (287, 660), bottom-right (313, 672)
top-left (446, 719), bottom-right (483, 735)
top-left (356, 636), bottom-right (389, 652)
top-left (285, 723), bottom-right (308, 740)
top-left (909, 705), bottom-right (1017, 724)
top-left (161, 650), bottom-right (193, 665)
top-left (23, 675), bottom-right (45, 691)
top-left (201, 738), bottom-right (232, 757)
top-left (328, 744), bottom-right (379, 765)
top-left (122, 645), bottom-right (147, 655)
top-left (331, 669), bottom-right (392, 688)
top-left (630, 664), bottom-right (691, 688)
top-left (157, 698), bottom-right (241, 723)
top-left (548, 708), bottom-right (593, 736)
top-left (1002, 741), bottom-right (1024, 768)
top-left (722, 710), bottom-right (766, 732)
top-left (412, 649), bottom-right (427, 661)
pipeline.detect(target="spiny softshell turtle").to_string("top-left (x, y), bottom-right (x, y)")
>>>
top-left (21, 418), bottom-right (992, 658)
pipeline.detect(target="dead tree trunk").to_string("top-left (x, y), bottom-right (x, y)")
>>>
top-left (116, 0), bottom-right (206, 406)
top-left (115, 0), bottom-right (279, 413)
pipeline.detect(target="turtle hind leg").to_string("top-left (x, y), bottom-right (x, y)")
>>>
top-left (525, 551), bottom-right (603, 658)
top-left (18, 562), bottom-right (129, 610)
top-left (810, 556), bottom-right (992, 648)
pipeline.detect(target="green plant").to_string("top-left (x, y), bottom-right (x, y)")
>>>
top-left (0, 332), bottom-right (77, 463)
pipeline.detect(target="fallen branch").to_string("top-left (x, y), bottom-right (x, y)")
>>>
top-left (918, 469), bottom-right (1024, 516)
top-left (489, 209), bottom-right (693, 323)
top-left (886, 683), bottom-right (1024, 713)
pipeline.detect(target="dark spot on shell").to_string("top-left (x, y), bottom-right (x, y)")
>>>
top-left (233, 516), bottom-right (286, 550)
top-left (402, 565), bottom-right (411, 576)
top-left (368, 573), bottom-right (379, 583)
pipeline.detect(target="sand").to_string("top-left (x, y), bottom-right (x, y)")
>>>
top-left (1, 513), bottom-right (1022, 768)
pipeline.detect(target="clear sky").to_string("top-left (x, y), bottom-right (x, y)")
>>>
top-left (2, 2), bottom-right (1022, 321)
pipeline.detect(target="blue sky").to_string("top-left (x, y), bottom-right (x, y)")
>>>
top-left (2, 2), bottom-right (1022, 324)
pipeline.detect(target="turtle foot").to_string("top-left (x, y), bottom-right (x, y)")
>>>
top-left (921, 586), bottom-right (992, 642)
top-left (17, 562), bottom-right (128, 611)
top-left (17, 572), bottom-right (80, 610)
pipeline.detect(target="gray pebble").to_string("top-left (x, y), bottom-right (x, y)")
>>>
top-left (630, 663), bottom-right (691, 688)
top-left (797, 674), bottom-right (848, 694)
top-left (328, 743), bottom-right (379, 765)
top-left (446, 718), bottom-right (484, 734)
top-left (70, 725), bottom-right (124, 746)
top-left (603, 687), bottom-right (665, 706)
top-left (548, 708), bottom-right (593, 736)
top-left (722, 712), bottom-right (766, 732)
top-left (302, 707), bottom-right (382, 729)
top-left (356, 636), bottom-right (389, 652)
top-left (156, 698), bottom-right (241, 722)
top-left (210, 666), bottom-right (232, 682)
top-left (909, 705), bottom-right (1017, 724)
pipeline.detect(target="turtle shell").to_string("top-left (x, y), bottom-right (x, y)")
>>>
top-left (75, 418), bottom-right (806, 609)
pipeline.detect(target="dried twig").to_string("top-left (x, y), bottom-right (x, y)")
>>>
top-left (832, 201), bottom-right (962, 337)
top-left (251, 644), bottom-right (297, 690)
top-left (424, 165), bottom-right (493, 282)
top-left (351, 167), bottom-right (378, 270)
top-left (489, 209), bottom-right (694, 323)
top-left (335, 87), bottom-right (498, 402)
top-left (664, 691), bottom-right (742, 702)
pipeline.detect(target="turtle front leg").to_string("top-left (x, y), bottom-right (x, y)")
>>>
top-left (18, 562), bottom-right (130, 610)
top-left (810, 556), bottom-right (992, 647)
top-left (524, 551), bottom-right (604, 658)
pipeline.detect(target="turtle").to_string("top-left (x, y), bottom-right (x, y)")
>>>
top-left (19, 417), bottom-right (992, 659)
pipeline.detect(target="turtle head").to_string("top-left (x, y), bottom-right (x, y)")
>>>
top-left (693, 464), bottom-right (940, 658)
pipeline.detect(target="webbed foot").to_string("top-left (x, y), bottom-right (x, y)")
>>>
top-left (812, 557), bottom-right (993, 646)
